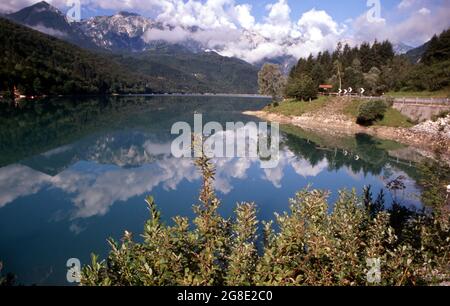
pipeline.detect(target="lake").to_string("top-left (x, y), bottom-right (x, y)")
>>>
top-left (0, 95), bottom-right (424, 285)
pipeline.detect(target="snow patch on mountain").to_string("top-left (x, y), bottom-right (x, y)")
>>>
top-left (393, 43), bottom-right (414, 54)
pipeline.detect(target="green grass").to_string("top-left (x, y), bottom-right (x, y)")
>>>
top-left (386, 87), bottom-right (450, 98)
top-left (376, 108), bottom-right (414, 128)
top-left (343, 99), bottom-right (413, 128)
top-left (267, 96), bottom-right (413, 128)
top-left (343, 99), bottom-right (363, 118)
top-left (264, 96), bottom-right (330, 116)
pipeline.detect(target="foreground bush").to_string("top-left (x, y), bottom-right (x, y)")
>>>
top-left (357, 100), bottom-right (388, 125)
top-left (81, 156), bottom-right (449, 286)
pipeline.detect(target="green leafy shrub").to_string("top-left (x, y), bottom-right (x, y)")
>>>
top-left (81, 156), bottom-right (449, 286)
top-left (357, 100), bottom-right (388, 125)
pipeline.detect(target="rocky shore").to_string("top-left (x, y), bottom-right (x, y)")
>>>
top-left (244, 110), bottom-right (450, 160)
top-left (411, 115), bottom-right (450, 139)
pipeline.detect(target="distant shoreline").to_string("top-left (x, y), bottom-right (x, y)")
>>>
top-left (117, 93), bottom-right (272, 98)
top-left (1, 93), bottom-right (272, 100)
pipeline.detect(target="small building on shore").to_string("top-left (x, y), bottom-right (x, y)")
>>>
top-left (319, 84), bottom-right (333, 94)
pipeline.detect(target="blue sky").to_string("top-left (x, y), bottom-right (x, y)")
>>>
top-left (75, 0), bottom-right (422, 24)
top-left (243, 0), bottom-right (380, 23)
top-left (76, 1), bottom-right (396, 21)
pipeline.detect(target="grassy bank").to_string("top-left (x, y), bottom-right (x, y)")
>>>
top-left (264, 96), bottom-right (330, 116)
top-left (264, 96), bottom-right (413, 128)
top-left (343, 99), bottom-right (413, 128)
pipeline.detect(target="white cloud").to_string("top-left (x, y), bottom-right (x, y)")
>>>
top-left (398, 0), bottom-right (415, 10)
top-left (140, 1), bottom-right (345, 63)
top-left (0, 0), bottom-right (35, 13)
top-left (418, 7), bottom-right (430, 15)
top-left (0, 165), bottom-right (51, 208)
top-left (265, 0), bottom-right (291, 26)
top-left (139, 0), bottom-right (450, 61)
top-left (235, 4), bottom-right (255, 29)
top-left (0, 0), bottom-right (68, 13)
top-left (143, 26), bottom-right (189, 44)
top-left (291, 158), bottom-right (328, 178)
top-left (351, 3), bottom-right (450, 46)
top-left (32, 24), bottom-right (68, 37)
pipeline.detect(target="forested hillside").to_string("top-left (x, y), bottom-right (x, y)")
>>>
top-left (115, 46), bottom-right (259, 94)
top-left (0, 17), bottom-right (151, 96)
top-left (0, 18), bottom-right (259, 96)
top-left (286, 29), bottom-right (450, 98)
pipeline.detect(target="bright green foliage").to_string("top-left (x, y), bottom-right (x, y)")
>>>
top-left (285, 75), bottom-right (317, 101)
top-left (82, 156), bottom-right (449, 286)
top-left (419, 159), bottom-right (450, 210)
top-left (344, 99), bottom-right (412, 128)
top-left (357, 100), bottom-right (388, 125)
top-left (225, 203), bottom-right (258, 286)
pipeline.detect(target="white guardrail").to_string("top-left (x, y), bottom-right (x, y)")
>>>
top-left (320, 93), bottom-right (450, 105)
top-left (364, 96), bottom-right (450, 105)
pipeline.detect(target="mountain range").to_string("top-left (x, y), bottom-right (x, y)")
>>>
top-left (2, 1), bottom-right (435, 95)
top-left (3, 1), bottom-right (299, 74)
top-left (3, 1), bottom-right (261, 94)
top-left (6, 2), bottom-right (428, 69)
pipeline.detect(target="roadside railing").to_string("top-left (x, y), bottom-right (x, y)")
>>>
top-left (323, 93), bottom-right (450, 105)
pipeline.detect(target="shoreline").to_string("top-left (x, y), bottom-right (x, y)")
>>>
top-left (244, 110), bottom-right (450, 160)
top-left (0, 93), bottom-right (271, 101)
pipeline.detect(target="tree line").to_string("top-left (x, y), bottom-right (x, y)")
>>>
top-left (259, 29), bottom-right (450, 101)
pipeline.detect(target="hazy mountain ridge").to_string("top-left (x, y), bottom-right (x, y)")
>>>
top-left (6, 1), bottom-right (296, 71)
top-left (405, 42), bottom-right (430, 63)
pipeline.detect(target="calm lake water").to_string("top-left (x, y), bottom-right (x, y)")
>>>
top-left (0, 95), bottom-right (424, 285)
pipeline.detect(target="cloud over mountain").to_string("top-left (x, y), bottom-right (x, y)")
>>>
top-left (3, 0), bottom-right (450, 62)
top-left (138, 0), bottom-right (345, 63)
